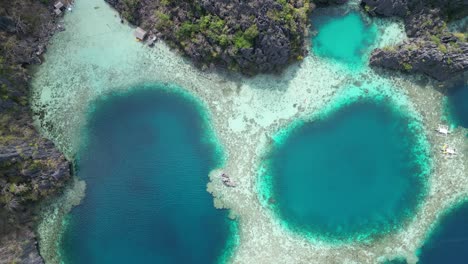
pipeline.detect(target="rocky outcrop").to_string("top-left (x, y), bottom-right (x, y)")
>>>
top-left (0, 0), bottom-right (71, 262)
top-left (0, 226), bottom-right (44, 264)
top-left (370, 38), bottom-right (467, 81)
top-left (362, 0), bottom-right (468, 81)
top-left (106, 0), bottom-right (314, 75)
top-left (314, 0), bottom-right (348, 6)
top-left (362, 0), bottom-right (468, 21)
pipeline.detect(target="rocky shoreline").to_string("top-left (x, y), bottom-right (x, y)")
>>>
top-left (362, 0), bottom-right (468, 81)
top-left (104, 0), bottom-right (467, 80)
top-left (105, 0), bottom-right (317, 75)
top-left (0, 1), bottom-right (71, 263)
top-left (0, 0), bottom-right (466, 263)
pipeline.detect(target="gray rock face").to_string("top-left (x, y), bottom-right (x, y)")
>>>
top-left (106, 0), bottom-right (314, 75)
top-left (371, 38), bottom-right (468, 81)
top-left (362, 0), bottom-right (468, 19)
top-left (0, 228), bottom-right (44, 264)
top-left (0, 1), bottom-right (71, 263)
top-left (362, 0), bottom-right (468, 81)
top-left (314, 0), bottom-right (349, 6)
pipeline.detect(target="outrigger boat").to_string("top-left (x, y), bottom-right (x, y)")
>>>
top-left (441, 144), bottom-right (457, 156)
top-left (436, 125), bottom-right (450, 136)
top-left (220, 173), bottom-right (236, 187)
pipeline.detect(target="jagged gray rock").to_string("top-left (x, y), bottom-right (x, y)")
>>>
top-left (106, 0), bottom-right (313, 75)
top-left (0, 1), bottom-right (71, 263)
top-left (362, 0), bottom-right (468, 81)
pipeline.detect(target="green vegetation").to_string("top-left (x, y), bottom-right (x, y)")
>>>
top-left (121, 0), bottom-right (140, 23)
top-left (122, 0), bottom-right (311, 72)
top-left (244, 24), bottom-right (259, 40)
top-left (402, 62), bottom-right (413, 71)
top-left (382, 46), bottom-right (396, 53)
top-left (364, 4), bottom-right (371, 13)
top-left (438, 43), bottom-right (448, 53)
top-left (233, 33), bottom-right (252, 49)
top-left (453, 32), bottom-right (466, 42)
top-left (430, 35), bottom-right (441, 45)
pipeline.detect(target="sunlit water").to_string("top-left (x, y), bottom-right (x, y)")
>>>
top-left (260, 96), bottom-right (428, 242)
top-left (29, 0), bottom-right (463, 262)
top-left (59, 85), bottom-right (235, 264)
top-left (311, 10), bottom-right (377, 68)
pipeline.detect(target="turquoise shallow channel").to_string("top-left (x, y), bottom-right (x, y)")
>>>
top-left (311, 10), bottom-right (377, 68)
top-left (59, 84), bottom-right (236, 264)
top-left (260, 97), bottom-right (428, 242)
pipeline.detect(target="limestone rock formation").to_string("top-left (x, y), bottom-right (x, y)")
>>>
top-left (106, 0), bottom-right (314, 75)
top-left (0, 0), bottom-right (71, 262)
top-left (362, 0), bottom-right (468, 81)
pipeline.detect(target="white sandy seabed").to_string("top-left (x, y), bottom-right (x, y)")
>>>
top-left (31, 0), bottom-right (468, 263)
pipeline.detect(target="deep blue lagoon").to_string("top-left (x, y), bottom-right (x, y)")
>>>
top-left (60, 84), bottom-right (235, 263)
top-left (417, 201), bottom-right (468, 264)
top-left (260, 100), bottom-right (428, 241)
top-left (311, 10), bottom-right (377, 67)
top-left (446, 83), bottom-right (468, 128)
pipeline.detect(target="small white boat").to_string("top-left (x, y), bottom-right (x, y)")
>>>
top-left (441, 144), bottom-right (457, 155)
top-left (436, 125), bottom-right (450, 135)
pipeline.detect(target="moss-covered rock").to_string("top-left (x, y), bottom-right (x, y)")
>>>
top-left (0, 0), bottom-right (71, 262)
top-left (362, 0), bottom-right (468, 81)
top-left (106, 0), bottom-right (314, 75)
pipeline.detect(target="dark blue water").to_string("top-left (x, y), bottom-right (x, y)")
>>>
top-left (383, 258), bottom-right (407, 264)
top-left (417, 201), bottom-right (468, 264)
top-left (60, 84), bottom-right (234, 263)
top-left (262, 100), bottom-right (428, 242)
top-left (446, 83), bottom-right (468, 128)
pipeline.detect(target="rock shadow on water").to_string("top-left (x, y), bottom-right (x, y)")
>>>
top-left (310, 7), bottom-right (378, 69)
top-left (259, 96), bottom-right (429, 243)
top-left (416, 200), bottom-right (468, 264)
top-left (58, 83), bottom-right (237, 264)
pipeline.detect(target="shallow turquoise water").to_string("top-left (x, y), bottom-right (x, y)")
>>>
top-left (262, 100), bottom-right (427, 241)
top-left (445, 82), bottom-right (468, 128)
top-left (60, 84), bottom-right (235, 263)
top-left (311, 11), bottom-right (377, 67)
top-left (417, 201), bottom-right (468, 264)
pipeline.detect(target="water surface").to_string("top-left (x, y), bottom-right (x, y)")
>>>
top-left (60, 84), bottom-right (235, 263)
top-left (417, 201), bottom-right (468, 264)
top-left (311, 11), bottom-right (377, 67)
top-left (445, 83), bottom-right (468, 128)
top-left (261, 99), bottom-right (427, 241)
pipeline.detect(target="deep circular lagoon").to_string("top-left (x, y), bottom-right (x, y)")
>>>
top-left (59, 84), bottom-right (236, 263)
top-left (417, 201), bottom-right (468, 264)
top-left (445, 82), bottom-right (468, 128)
top-left (260, 98), bottom-right (429, 242)
top-left (311, 10), bottom-right (377, 67)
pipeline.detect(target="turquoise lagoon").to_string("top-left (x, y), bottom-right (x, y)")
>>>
top-left (417, 201), bottom-right (468, 264)
top-left (59, 84), bottom-right (236, 263)
top-left (311, 10), bottom-right (377, 67)
top-left (259, 95), bottom-right (429, 242)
